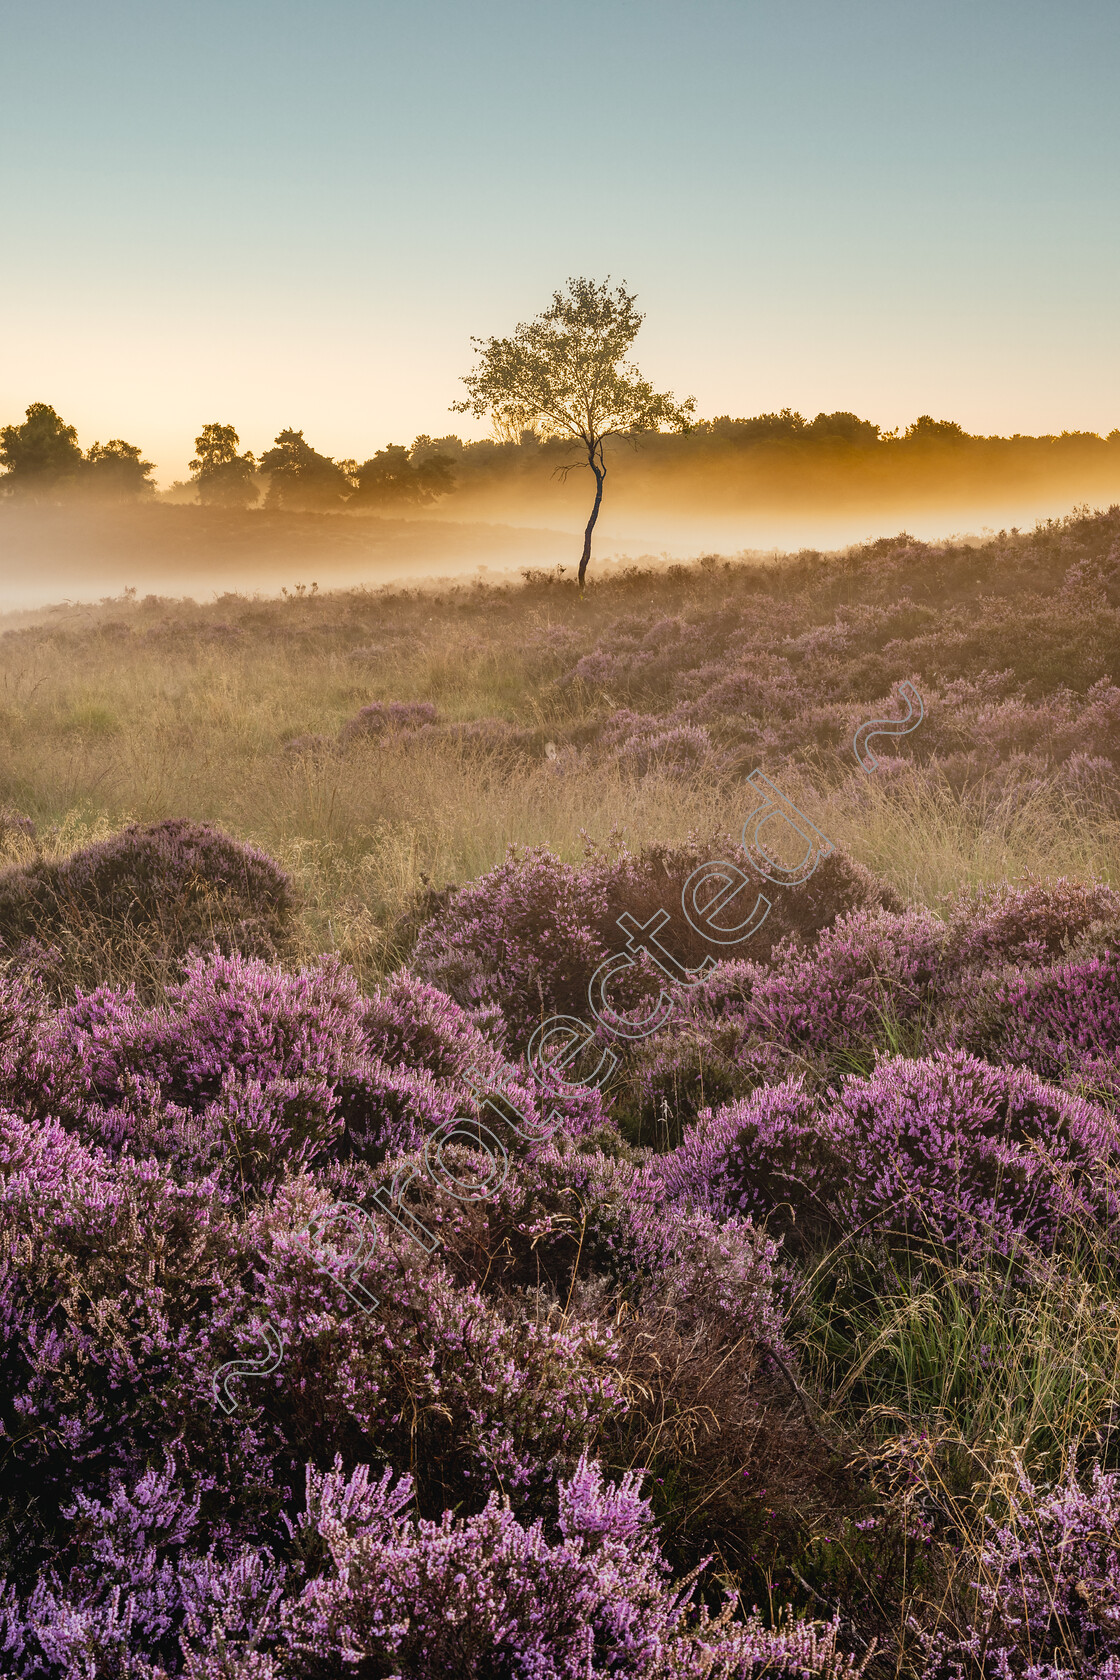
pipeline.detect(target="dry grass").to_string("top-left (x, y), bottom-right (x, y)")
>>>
top-left (2, 576), bottom-right (1118, 991)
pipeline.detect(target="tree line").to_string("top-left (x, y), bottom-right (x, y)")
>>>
top-left (0, 406), bottom-right (457, 511)
top-left (7, 400), bottom-right (1113, 512)
top-left (4, 274), bottom-right (1118, 586)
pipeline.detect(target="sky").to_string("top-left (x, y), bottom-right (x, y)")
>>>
top-left (2, 0), bottom-right (1119, 488)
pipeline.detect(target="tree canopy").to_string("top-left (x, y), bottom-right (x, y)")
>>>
top-left (0, 403), bottom-right (84, 498)
top-left (351, 438), bottom-right (456, 509)
top-left (0, 404), bottom-right (156, 501)
top-left (189, 423), bottom-right (259, 508)
top-left (258, 429), bottom-right (351, 509)
top-left (84, 439), bottom-right (156, 500)
top-left (453, 277), bottom-right (694, 585)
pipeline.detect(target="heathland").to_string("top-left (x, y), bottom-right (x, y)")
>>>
top-left (1, 506), bottom-right (1119, 1674)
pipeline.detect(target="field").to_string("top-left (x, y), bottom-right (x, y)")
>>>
top-left (1, 505), bottom-right (1120, 1675)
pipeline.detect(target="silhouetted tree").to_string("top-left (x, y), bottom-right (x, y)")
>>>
top-left (258, 428), bottom-right (350, 509)
top-left (904, 415), bottom-right (968, 443)
top-left (453, 277), bottom-right (694, 586)
top-left (351, 438), bottom-right (456, 508)
top-left (806, 412), bottom-right (881, 445)
top-left (189, 423), bottom-right (259, 508)
top-left (0, 402), bottom-right (84, 499)
top-left (84, 439), bottom-right (156, 500)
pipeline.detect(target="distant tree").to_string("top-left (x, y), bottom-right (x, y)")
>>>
top-left (84, 439), bottom-right (156, 500)
top-left (705, 410), bottom-right (807, 445)
top-left (351, 437), bottom-right (456, 509)
top-left (807, 412), bottom-right (881, 445)
top-left (159, 479), bottom-right (199, 504)
top-left (0, 402), bottom-right (84, 499)
top-left (453, 277), bottom-right (695, 587)
top-left (189, 423), bottom-right (259, 508)
top-left (904, 415), bottom-right (968, 443)
top-left (258, 428), bottom-right (350, 509)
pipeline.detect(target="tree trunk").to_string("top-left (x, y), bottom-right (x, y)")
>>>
top-left (577, 443), bottom-right (605, 589)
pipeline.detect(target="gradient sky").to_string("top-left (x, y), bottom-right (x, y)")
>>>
top-left (2, 0), bottom-right (1119, 486)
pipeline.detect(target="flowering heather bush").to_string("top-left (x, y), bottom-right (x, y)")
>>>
top-left (428, 1138), bottom-right (788, 1354)
top-left (0, 961), bottom-right (834, 1676)
top-left (0, 898), bottom-right (858, 1677)
top-left (409, 837), bottom-right (900, 1048)
top-left (358, 968), bottom-right (497, 1080)
top-left (0, 820), bottom-right (293, 995)
top-left (621, 1018), bottom-right (750, 1147)
top-left (953, 947), bottom-right (1120, 1102)
top-left (0, 1101), bottom-right (629, 1553)
top-left (615, 880), bottom-right (1120, 1131)
top-left (0, 808), bottom-right (35, 841)
top-left (654, 1051), bottom-right (1120, 1254)
top-left (725, 906), bottom-right (947, 1061)
top-left (923, 1451), bottom-right (1120, 1679)
top-left (944, 876), bottom-right (1120, 972)
top-left (0, 951), bottom-right (614, 1195)
top-left (0, 1452), bottom-right (866, 1678)
top-left (609, 907), bottom-right (947, 1138)
top-left (338, 698), bottom-right (438, 742)
top-left (620, 723), bottom-right (716, 777)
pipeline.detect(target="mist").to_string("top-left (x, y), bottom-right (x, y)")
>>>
top-left (4, 461), bottom-right (1120, 612)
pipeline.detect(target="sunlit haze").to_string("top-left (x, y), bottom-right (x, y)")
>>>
top-left (3, 0), bottom-right (1119, 497)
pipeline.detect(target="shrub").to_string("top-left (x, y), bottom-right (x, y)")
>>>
top-left (720, 906), bottom-right (947, 1077)
top-left (0, 820), bottom-right (293, 996)
top-left (0, 1453), bottom-right (867, 1678)
top-left (945, 876), bottom-right (1120, 972)
top-left (0, 808), bottom-right (35, 842)
top-left (923, 1451), bottom-right (1120, 1680)
top-left (338, 699), bottom-right (438, 743)
top-left (610, 721), bottom-right (716, 777)
top-left (953, 947), bottom-right (1120, 1099)
top-left (409, 838), bottom-right (901, 1050)
top-left (654, 1051), bottom-right (1120, 1255)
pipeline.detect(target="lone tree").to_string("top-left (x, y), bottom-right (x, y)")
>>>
top-left (189, 423), bottom-right (258, 508)
top-left (453, 277), bottom-right (694, 587)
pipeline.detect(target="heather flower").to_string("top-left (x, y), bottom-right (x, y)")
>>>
top-left (0, 808), bottom-right (36, 841)
top-left (922, 1451), bottom-right (1120, 1679)
top-left (338, 699), bottom-right (438, 743)
top-left (945, 876), bottom-right (1120, 973)
top-left (733, 906), bottom-right (947, 1060)
top-left (409, 837), bottom-right (900, 1047)
top-left (271, 1453), bottom-right (867, 1678)
top-left (952, 946), bottom-right (1120, 1099)
top-left (612, 723), bottom-right (716, 778)
top-left (653, 1051), bottom-right (1120, 1254)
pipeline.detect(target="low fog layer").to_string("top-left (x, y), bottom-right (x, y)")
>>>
top-left (2, 492), bottom-right (1119, 610)
top-left (0, 507), bottom-right (582, 610)
top-left (5, 403), bottom-right (1120, 606)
